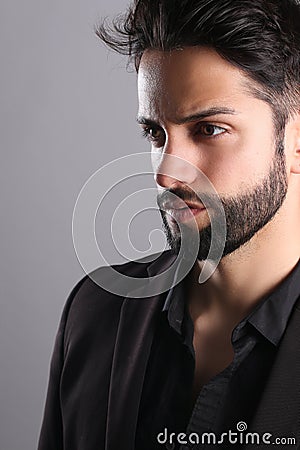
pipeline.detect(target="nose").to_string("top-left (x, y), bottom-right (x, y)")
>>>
top-left (153, 138), bottom-right (200, 189)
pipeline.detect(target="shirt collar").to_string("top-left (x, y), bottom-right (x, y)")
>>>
top-left (146, 250), bottom-right (194, 304)
top-left (146, 251), bottom-right (191, 335)
top-left (146, 250), bottom-right (177, 278)
top-left (246, 258), bottom-right (300, 345)
top-left (162, 257), bottom-right (300, 346)
top-left (163, 280), bottom-right (186, 335)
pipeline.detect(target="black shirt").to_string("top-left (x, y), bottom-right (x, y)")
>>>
top-left (135, 259), bottom-right (300, 449)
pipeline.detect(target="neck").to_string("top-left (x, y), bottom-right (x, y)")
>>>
top-left (188, 196), bottom-right (300, 323)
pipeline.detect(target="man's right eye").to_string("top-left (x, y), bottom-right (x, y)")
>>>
top-left (141, 127), bottom-right (165, 146)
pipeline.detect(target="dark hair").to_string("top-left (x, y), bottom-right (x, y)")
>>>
top-left (96, 0), bottom-right (300, 132)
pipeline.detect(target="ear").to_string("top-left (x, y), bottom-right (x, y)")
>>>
top-left (288, 113), bottom-right (300, 175)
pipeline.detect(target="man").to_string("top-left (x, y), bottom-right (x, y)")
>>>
top-left (38, 0), bottom-right (300, 449)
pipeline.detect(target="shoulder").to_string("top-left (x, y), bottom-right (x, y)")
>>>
top-left (61, 250), bottom-right (175, 346)
top-left (68, 249), bottom-right (174, 308)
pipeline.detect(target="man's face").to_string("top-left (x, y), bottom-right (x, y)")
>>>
top-left (137, 47), bottom-right (288, 260)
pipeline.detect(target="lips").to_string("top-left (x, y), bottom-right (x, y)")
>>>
top-left (162, 199), bottom-right (205, 211)
top-left (162, 200), bottom-right (206, 223)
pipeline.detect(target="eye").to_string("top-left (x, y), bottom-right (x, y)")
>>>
top-left (141, 126), bottom-right (165, 147)
top-left (197, 124), bottom-right (226, 137)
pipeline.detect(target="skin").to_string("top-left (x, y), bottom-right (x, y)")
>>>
top-left (137, 47), bottom-right (300, 396)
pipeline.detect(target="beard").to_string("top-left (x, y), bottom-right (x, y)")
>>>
top-left (157, 141), bottom-right (288, 262)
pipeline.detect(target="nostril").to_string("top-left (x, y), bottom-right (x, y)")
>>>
top-left (154, 171), bottom-right (178, 189)
top-left (154, 154), bottom-right (199, 187)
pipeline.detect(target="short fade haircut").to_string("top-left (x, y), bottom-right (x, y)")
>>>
top-left (96, 0), bottom-right (300, 134)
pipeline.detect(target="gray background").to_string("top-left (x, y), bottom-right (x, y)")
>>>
top-left (1, 1), bottom-right (164, 449)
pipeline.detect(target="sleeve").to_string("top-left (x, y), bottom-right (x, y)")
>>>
top-left (37, 276), bottom-right (87, 450)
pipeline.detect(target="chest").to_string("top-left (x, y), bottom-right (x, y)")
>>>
top-left (191, 328), bottom-right (235, 399)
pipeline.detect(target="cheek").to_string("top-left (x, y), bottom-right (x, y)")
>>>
top-left (195, 134), bottom-right (275, 195)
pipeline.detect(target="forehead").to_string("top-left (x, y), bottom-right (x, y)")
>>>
top-left (137, 47), bottom-right (253, 121)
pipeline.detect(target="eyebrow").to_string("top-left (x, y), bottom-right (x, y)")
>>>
top-left (137, 107), bottom-right (237, 126)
